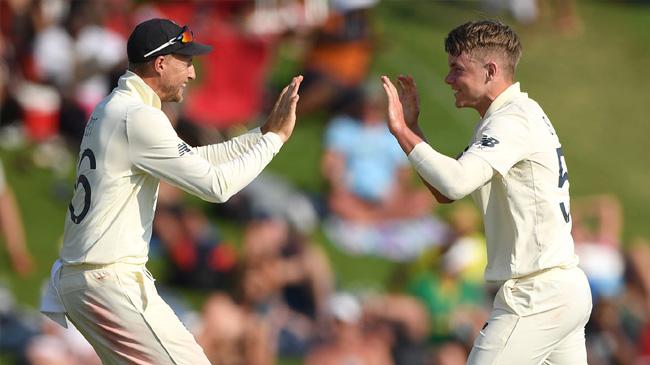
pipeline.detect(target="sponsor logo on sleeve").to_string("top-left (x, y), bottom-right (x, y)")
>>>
top-left (177, 142), bottom-right (193, 156)
top-left (474, 134), bottom-right (500, 149)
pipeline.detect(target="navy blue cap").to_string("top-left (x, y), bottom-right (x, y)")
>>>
top-left (127, 18), bottom-right (212, 63)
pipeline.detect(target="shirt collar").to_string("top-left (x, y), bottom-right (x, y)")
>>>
top-left (482, 82), bottom-right (525, 120)
top-left (117, 71), bottom-right (162, 109)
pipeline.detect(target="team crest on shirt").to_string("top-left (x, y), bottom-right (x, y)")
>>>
top-left (475, 134), bottom-right (500, 149)
top-left (177, 142), bottom-right (193, 156)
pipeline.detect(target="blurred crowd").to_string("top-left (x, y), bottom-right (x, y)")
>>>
top-left (1, 0), bottom-right (648, 365)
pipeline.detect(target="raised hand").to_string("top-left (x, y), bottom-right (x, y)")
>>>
top-left (397, 75), bottom-right (420, 129)
top-left (381, 75), bottom-right (408, 135)
top-left (262, 76), bottom-right (303, 142)
top-left (382, 75), bottom-right (427, 152)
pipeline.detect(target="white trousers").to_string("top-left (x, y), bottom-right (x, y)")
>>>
top-left (467, 266), bottom-right (592, 365)
top-left (57, 263), bottom-right (210, 365)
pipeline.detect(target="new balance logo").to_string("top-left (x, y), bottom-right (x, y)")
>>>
top-left (177, 142), bottom-right (193, 156)
top-left (476, 134), bottom-right (500, 148)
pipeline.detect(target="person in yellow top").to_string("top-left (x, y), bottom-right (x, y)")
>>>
top-left (41, 18), bottom-right (303, 364)
top-left (382, 20), bottom-right (591, 364)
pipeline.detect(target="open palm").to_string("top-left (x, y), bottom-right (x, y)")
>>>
top-left (397, 75), bottom-right (420, 128)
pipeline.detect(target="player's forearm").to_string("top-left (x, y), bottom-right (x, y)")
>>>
top-left (408, 143), bottom-right (493, 201)
top-left (194, 128), bottom-right (263, 164)
top-left (170, 132), bottom-right (283, 203)
top-left (392, 127), bottom-right (455, 203)
top-left (418, 177), bottom-right (455, 204)
top-left (133, 130), bottom-right (283, 204)
top-left (391, 125), bottom-right (426, 155)
top-left (408, 123), bottom-right (427, 143)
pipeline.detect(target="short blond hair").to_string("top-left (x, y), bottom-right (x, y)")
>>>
top-left (445, 20), bottom-right (522, 78)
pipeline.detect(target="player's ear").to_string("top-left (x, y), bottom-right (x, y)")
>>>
top-left (153, 55), bottom-right (167, 75)
top-left (486, 61), bottom-right (498, 81)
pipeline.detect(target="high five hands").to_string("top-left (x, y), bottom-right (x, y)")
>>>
top-left (381, 75), bottom-right (421, 135)
top-left (262, 75), bottom-right (303, 142)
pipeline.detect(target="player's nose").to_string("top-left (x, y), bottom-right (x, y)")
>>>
top-left (444, 72), bottom-right (454, 85)
top-left (188, 64), bottom-right (196, 80)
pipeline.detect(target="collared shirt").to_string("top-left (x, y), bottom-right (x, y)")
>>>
top-left (59, 71), bottom-right (283, 265)
top-left (463, 82), bottom-right (578, 282)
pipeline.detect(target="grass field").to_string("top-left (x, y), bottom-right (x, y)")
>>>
top-left (0, 1), bottom-right (649, 362)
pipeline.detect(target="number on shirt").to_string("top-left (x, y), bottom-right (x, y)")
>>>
top-left (69, 148), bottom-right (96, 224)
top-left (556, 147), bottom-right (570, 223)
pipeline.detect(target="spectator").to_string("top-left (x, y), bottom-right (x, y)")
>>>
top-left (622, 238), bottom-right (650, 363)
top-left (407, 236), bottom-right (487, 345)
top-left (572, 195), bottom-right (626, 300)
top-left (321, 84), bottom-right (445, 261)
top-left (297, 0), bottom-right (379, 116)
top-left (0, 284), bottom-right (39, 364)
top-left (434, 339), bottom-right (469, 365)
top-left (28, 0), bottom-right (125, 144)
top-left (152, 181), bottom-right (239, 291)
top-left (0, 38), bottom-right (24, 139)
top-left (585, 298), bottom-right (638, 365)
top-left (305, 292), bottom-right (393, 365)
top-left (241, 215), bottom-right (334, 356)
top-left (482, 0), bottom-right (581, 35)
top-left (538, 0), bottom-right (582, 35)
top-left (0, 159), bottom-right (34, 277)
top-left (183, 1), bottom-right (278, 133)
top-left (443, 202), bottom-right (487, 286)
top-left (196, 292), bottom-right (274, 365)
top-left (626, 238), bottom-right (650, 309)
top-left (364, 294), bottom-right (432, 365)
top-left (237, 172), bottom-right (321, 235)
top-left (572, 194), bottom-right (622, 248)
top-left (26, 319), bottom-right (101, 365)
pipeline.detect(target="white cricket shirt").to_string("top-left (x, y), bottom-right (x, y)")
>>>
top-left (463, 82), bottom-right (579, 282)
top-left (60, 71), bottom-right (283, 265)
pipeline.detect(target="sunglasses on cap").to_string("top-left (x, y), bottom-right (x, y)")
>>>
top-left (143, 25), bottom-right (194, 58)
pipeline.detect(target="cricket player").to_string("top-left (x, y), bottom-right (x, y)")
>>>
top-left (382, 20), bottom-right (592, 364)
top-left (40, 18), bottom-right (302, 364)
